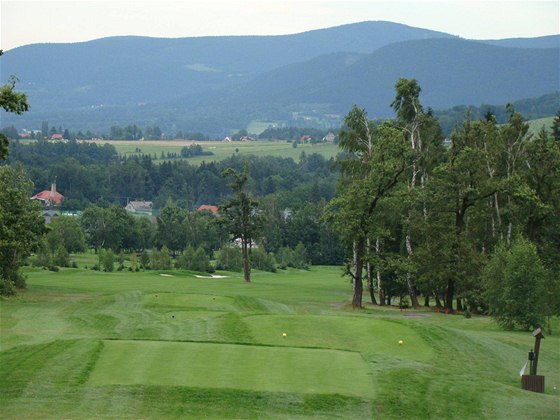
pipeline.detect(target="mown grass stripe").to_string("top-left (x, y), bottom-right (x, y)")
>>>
top-left (88, 340), bottom-right (375, 398)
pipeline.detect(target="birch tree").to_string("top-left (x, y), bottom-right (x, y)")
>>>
top-left (329, 108), bottom-right (410, 308)
top-left (391, 78), bottom-right (445, 308)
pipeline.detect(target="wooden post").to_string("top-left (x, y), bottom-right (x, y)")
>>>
top-left (532, 328), bottom-right (544, 375)
top-left (521, 328), bottom-right (545, 393)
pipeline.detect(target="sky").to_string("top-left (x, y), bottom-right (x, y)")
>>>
top-left (1, 0), bottom-right (558, 51)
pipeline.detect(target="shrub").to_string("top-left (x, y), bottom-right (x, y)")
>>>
top-left (215, 246), bottom-right (243, 272)
top-left (139, 250), bottom-right (150, 270)
top-left (151, 246), bottom-right (172, 270)
top-left (0, 279), bottom-right (16, 296)
top-left (53, 245), bottom-right (70, 267)
top-left (98, 249), bottom-right (115, 272)
top-left (250, 247), bottom-right (277, 273)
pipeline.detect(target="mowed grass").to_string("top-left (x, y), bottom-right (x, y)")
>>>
top-left (89, 340), bottom-right (374, 398)
top-left (1, 265), bottom-right (559, 419)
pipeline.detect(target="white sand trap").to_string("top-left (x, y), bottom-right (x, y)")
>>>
top-left (194, 275), bottom-right (229, 279)
top-left (159, 274), bottom-right (174, 277)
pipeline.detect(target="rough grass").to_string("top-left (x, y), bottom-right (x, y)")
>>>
top-left (1, 265), bottom-right (559, 419)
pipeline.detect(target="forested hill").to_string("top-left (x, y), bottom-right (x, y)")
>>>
top-left (1, 21), bottom-right (558, 136)
top-left (225, 38), bottom-right (559, 118)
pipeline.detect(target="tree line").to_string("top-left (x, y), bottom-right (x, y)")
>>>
top-left (329, 78), bottom-right (559, 331)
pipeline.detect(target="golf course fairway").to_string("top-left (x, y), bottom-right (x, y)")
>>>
top-left (1, 265), bottom-right (558, 419)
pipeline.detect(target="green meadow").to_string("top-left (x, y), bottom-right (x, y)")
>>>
top-left (1, 266), bottom-right (559, 419)
top-left (108, 139), bottom-right (340, 164)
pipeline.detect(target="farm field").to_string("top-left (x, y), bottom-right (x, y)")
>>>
top-left (1, 266), bottom-right (559, 419)
top-left (85, 139), bottom-right (340, 164)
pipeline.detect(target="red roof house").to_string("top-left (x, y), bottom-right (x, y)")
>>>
top-left (197, 205), bottom-right (219, 215)
top-left (31, 182), bottom-right (64, 207)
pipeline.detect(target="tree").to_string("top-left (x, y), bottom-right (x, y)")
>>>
top-left (46, 216), bottom-right (86, 254)
top-left (328, 109), bottom-right (410, 308)
top-left (1, 50), bottom-right (30, 160)
top-left (0, 165), bottom-right (45, 294)
top-left (220, 164), bottom-right (261, 282)
top-left (81, 205), bottom-right (135, 252)
top-left (483, 238), bottom-right (547, 330)
top-left (391, 78), bottom-right (429, 309)
top-left (427, 117), bottom-right (499, 310)
top-left (156, 203), bottom-right (186, 255)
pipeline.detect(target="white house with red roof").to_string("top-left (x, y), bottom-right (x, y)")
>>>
top-left (31, 182), bottom-right (64, 207)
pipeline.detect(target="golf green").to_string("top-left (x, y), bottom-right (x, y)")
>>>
top-left (88, 340), bottom-right (374, 398)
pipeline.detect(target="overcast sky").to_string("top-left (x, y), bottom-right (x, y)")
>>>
top-left (1, 0), bottom-right (558, 51)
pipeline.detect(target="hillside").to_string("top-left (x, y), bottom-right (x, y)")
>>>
top-left (224, 38), bottom-right (559, 119)
top-left (481, 34), bottom-right (559, 49)
top-left (1, 21), bottom-right (558, 136)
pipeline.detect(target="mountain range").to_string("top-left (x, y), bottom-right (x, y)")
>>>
top-left (1, 21), bottom-right (559, 137)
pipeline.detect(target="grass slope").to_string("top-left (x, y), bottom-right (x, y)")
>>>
top-left (1, 266), bottom-right (559, 419)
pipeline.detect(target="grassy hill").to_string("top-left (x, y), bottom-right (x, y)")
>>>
top-left (528, 116), bottom-right (555, 135)
top-left (1, 264), bottom-right (558, 418)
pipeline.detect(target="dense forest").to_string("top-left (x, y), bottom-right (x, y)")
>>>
top-left (2, 76), bottom-right (559, 332)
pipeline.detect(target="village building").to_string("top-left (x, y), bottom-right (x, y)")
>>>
top-left (31, 182), bottom-right (64, 207)
top-left (125, 200), bottom-right (153, 215)
top-left (323, 132), bottom-right (336, 143)
top-left (197, 205), bottom-right (219, 215)
top-left (42, 209), bottom-right (59, 224)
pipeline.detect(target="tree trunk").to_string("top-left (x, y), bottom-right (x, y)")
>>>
top-left (352, 238), bottom-right (364, 308)
top-left (435, 294), bottom-right (442, 309)
top-left (456, 298), bottom-right (463, 312)
top-left (366, 239), bottom-right (377, 305)
top-left (376, 238), bottom-right (385, 306)
top-left (445, 278), bottom-right (454, 311)
top-left (242, 237), bottom-right (251, 283)
top-left (405, 230), bottom-right (420, 308)
top-left (424, 295), bottom-right (430, 307)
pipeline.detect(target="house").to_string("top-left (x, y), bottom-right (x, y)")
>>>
top-left (125, 200), bottom-right (153, 215)
top-left (197, 205), bottom-right (219, 215)
top-left (51, 134), bottom-right (63, 140)
top-left (31, 182), bottom-right (64, 207)
top-left (42, 210), bottom-right (59, 224)
top-left (323, 132), bottom-right (336, 143)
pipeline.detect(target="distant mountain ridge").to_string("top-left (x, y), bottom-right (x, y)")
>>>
top-left (1, 21), bottom-right (558, 136)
